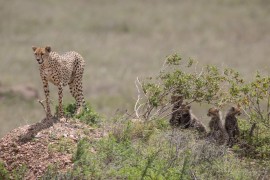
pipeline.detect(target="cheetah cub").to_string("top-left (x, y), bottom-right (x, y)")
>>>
top-left (169, 95), bottom-right (184, 126)
top-left (169, 95), bottom-right (206, 133)
top-left (207, 107), bottom-right (228, 145)
top-left (32, 46), bottom-right (86, 119)
top-left (225, 105), bottom-right (241, 147)
top-left (179, 105), bottom-right (207, 134)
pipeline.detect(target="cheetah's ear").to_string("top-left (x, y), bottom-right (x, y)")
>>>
top-left (231, 107), bottom-right (235, 111)
top-left (186, 105), bottom-right (191, 110)
top-left (32, 46), bottom-right (37, 52)
top-left (45, 46), bottom-right (51, 53)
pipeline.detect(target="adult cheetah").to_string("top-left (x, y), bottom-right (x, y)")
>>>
top-left (32, 46), bottom-right (86, 119)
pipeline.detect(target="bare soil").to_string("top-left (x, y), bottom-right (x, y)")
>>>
top-left (0, 118), bottom-right (103, 179)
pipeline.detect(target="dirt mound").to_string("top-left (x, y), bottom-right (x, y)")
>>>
top-left (0, 118), bottom-right (103, 179)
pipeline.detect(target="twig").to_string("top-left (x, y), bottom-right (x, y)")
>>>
top-left (160, 104), bottom-right (183, 120)
top-left (134, 77), bottom-right (142, 119)
top-left (160, 58), bottom-right (169, 72)
top-left (241, 107), bottom-right (251, 120)
top-left (185, 99), bottom-right (196, 106)
top-left (150, 88), bottom-right (177, 117)
top-left (196, 67), bottom-right (204, 79)
top-left (249, 123), bottom-right (256, 137)
top-left (156, 103), bottom-right (170, 117)
top-left (38, 99), bottom-right (47, 114)
top-left (144, 106), bottom-right (154, 120)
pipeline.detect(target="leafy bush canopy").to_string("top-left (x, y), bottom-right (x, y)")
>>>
top-left (135, 53), bottom-right (244, 120)
top-left (133, 53), bottom-right (270, 160)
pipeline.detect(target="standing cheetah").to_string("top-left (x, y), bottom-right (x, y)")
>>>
top-left (225, 105), bottom-right (241, 147)
top-left (32, 46), bottom-right (86, 119)
top-left (207, 107), bottom-right (228, 145)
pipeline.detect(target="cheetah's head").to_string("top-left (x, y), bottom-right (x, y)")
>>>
top-left (207, 107), bottom-right (220, 118)
top-left (180, 105), bottom-right (191, 118)
top-left (32, 46), bottom-right (51, 64)
top-left (229, 105), bottom-right (242, 116)
top-left (171, 94), bottom-right (183, 105)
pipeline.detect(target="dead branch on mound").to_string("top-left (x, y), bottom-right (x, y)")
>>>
top-left (38, 99), bottom-right (47, 114)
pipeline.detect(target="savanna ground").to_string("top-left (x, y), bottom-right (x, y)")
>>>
top-left (0, 0), bottom-right (270, 138)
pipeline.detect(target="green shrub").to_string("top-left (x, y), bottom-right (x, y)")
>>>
top-left (134, 53), bottom-right (270, 162)
top-left (135, 54), bottom-right (242, 120)
top-left (111, 118), bottom-right (169, 143)
top-left (238, 119), bottom-right (270, 159)
top-left (73, 138), bottom-right (91, 162)
top-left (11, 164), bottom-right (27, 180)
top-left (42, 164), bottom-right (58, 180)
top-left (0, 161), bottom-right (9, 180)
top-left (58, 102), bottom-right (101, 126)
top-left (48, 137), bottom-right (76, 154)
top-left (112, 120), bottom-right (154, 143)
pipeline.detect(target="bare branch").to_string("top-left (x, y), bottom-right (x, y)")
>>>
top-left (160, 58), bottom-right (169, 73)
top-left (196, 67), bottom-right (204, 79)
top-left (134, 77), bottom-right (142, 119)
top-left (160, 104), bottom-right (183, 120)
top-left (38, 99), bottom-right (47, 114)
top-left (241, 107), bottom-right (251, 120)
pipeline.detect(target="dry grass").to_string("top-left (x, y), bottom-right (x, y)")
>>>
top-left (1, 0), bottom-right (270, 137)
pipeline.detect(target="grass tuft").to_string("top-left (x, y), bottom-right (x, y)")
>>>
top-left (59, 102), bottom-right (101, 126)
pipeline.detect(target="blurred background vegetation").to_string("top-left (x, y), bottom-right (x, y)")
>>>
top-left (0, 0), bottom-right (270, 137)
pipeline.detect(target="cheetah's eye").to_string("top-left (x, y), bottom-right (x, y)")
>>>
top-left (34, 53), bottom-right (37, 55)
top-left (41, 53), bottom-right (44, 56)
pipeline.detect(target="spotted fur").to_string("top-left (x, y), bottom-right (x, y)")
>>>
top-left (32, 46), bottom-right (85, 119)
top-left (225, 105), bottom-right (241, 147)
top-left (180, 105), bottom-right (207, 133)
top-left (207, 107), bottom-right (228, 145)
top-left (169, 95), bottom-right (184, 126)
top-left (169, 95), bottom-right (206, 133)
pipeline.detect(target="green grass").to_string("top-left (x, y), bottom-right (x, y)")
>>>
top-left (42, 118), bottom-right (262, 179)
top-left (0, 161), bottom-right (9, 180)
top-left (1, 0), bottom-right (270, 137)
top-left (61, 102), bottom-right (101, 126)
top-left (48, 137), bottom-right (76, 154)
top-left (1, 103), bottom-right (268, 179)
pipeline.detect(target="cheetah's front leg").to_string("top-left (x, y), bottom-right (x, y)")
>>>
top-left (58, 83), bottom-right (64, 118)
top-left (42, 78), bottom-right (52, 119)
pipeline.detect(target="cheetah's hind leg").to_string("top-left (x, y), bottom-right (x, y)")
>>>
top-left (68, 78), bottom-right (86, 115)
